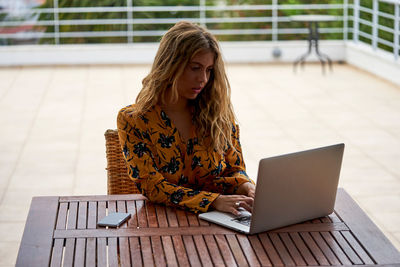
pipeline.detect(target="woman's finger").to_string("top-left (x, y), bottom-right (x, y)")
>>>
top-left (212, 195), bottom-right (254, 215)
top-left (239, 201), bottom-right (253, 212)
top-left (239, 197), bottom-right (254, 207)
top-left (230, 207), bottom-right (241, 216)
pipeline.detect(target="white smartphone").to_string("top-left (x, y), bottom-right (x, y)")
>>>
top-left (97, 212), bottom-right (131, 227)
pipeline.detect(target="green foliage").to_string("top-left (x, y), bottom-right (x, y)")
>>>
top-left (356, 0), bottom-right (394, 51)
top-left (35, 0), bottom-right (396, 54)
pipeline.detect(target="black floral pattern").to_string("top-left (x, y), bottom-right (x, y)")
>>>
top-left (142, 131), bottom-right (151, 142)
top-left (160, 111), bottom-right (171, 127)
top-left (158, 133), bottom-right (175, 148)
top-left (178, 175), bottom-right (188, 185)
top-left (123, 144), bottom-right (129, 158)
top-left (187, 190), bottom-right (200, 197)
top-left (235, 155), bottom-right (240, 166)
top-left (133, 142), bottom-right (148, 158)
top-left (140, 115), bottom-right (149, 124)
top-left (211, 162), bottom-right (223, 176)
top-left (161, 157), bottom-right (180, 174)
top-left (191, 156), bottom-right (203, 170)
top-left (215, 178), bottom-right (233, 193)
top-left (199, 198), bottom-right (210, 208)
top-left (133, 127), bottom-right (142, 139)
top-left (129, 166), bottom-right (140, 178)
top-left (170, 189), bottom-right (185, 205)
top-left (187, 139), bottom-right (194, 155)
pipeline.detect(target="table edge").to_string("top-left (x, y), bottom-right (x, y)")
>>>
top-left (335, 188), bottom-right (400, 264)
top-left (16, 196), bottom-right (59, 267)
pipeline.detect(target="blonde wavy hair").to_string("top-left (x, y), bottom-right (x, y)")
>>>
top-left (135, 21), bottom-right (236, 153)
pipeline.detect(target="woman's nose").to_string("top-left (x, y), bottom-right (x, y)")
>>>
top-left (198, 70), bottom-right (208, 83)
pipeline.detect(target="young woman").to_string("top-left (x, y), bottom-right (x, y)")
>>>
top-left (117, 21), bottom-right (255, 215)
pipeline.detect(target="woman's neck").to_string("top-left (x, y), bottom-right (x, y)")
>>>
top-left (164, 101), bottom-right (188, 112)
top-left (162, 91), bottom-right (190, 112)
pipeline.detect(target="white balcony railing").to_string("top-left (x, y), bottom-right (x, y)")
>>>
top-left (0, 1), bottom-right (398, 62)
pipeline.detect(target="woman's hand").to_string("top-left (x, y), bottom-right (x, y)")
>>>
top-left (236, 182), bottom-right (255, 198)
top-left (211, 195), bottom-right (254, 216)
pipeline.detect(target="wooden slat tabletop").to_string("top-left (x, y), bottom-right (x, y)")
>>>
top-left (16, 188), bottom-right (400, 266)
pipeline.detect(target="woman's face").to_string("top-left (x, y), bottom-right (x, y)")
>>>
top-left (176, 50), bottom-right (215, 102)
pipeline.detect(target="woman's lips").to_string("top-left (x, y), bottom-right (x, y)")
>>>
top-left (192, 87), bottom-right (202, 93)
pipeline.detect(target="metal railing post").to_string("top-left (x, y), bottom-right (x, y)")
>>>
top-left (394, 2), bottom-right (399, 61)
top-left (372, 0), bottom-right (378, 50)
top-left (353, 0), bottom-right (359, 43)
top-left (127, 0), bottom-right (133, 43)
top-left (272, 0), bottom-right (278, 42)
top-left (200, 0), bottom-right (206, 28)
top-left (343, 0), bottom-right (348, 41)
top-left (53, 0), bottom-right (60, 44)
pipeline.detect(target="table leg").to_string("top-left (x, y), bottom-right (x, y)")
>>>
top-left (294, 22), bottom-right (313, 73)
top-left (315, 44), bottom-right (333, 73)
top-left (314, 22), bottom-right (333, 74)
top-left (294, 21), bottom-right (333, 74)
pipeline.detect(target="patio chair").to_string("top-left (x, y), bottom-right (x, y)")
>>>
top-left (104, 129), bottom-right (140, 194)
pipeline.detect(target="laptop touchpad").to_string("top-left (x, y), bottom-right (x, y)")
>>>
top-left (231, 208), bottom-right (252, 226)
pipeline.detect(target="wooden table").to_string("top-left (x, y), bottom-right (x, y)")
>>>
top-left (16, 188), bottom-right (400, 266)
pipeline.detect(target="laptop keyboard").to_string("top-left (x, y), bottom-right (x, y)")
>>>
top-left (232, 215), bottom-right (251, 226)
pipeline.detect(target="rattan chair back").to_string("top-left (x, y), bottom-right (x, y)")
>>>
top-left (105, 129), bottom-right (140, 194)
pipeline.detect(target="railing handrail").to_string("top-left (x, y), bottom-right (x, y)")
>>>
top-left (0, 1), bottom-right (398, 62)
top-left (0, 4), bottom-right (346, 14)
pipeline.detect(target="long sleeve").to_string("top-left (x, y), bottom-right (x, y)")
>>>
top-left (117, 108), bottom-right (220, 213)
top-left (206, 124), bottom-right (255, 194)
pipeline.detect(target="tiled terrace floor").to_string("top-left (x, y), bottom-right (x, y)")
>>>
top-left (0, 63), bottom-right (399, 266)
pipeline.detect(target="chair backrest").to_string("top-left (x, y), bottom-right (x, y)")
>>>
top-left (105, 129), bottom-right (141, 194)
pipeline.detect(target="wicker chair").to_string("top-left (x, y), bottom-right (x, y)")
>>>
top-left (104, 129), bottom-right (140, 194)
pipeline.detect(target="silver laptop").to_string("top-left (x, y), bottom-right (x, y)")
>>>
top-left (199, 143), bottom-right (344, 234)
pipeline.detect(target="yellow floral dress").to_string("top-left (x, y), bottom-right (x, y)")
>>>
top-left (117, 104), bottom-right (254, 213)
